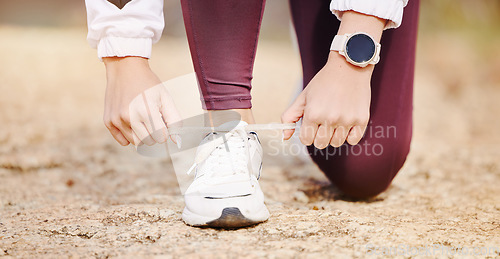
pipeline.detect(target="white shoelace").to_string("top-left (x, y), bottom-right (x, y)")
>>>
top-left (184, 123), bottom-right (295, 178)
top-left (169, 123), bottom-right (296, 136)
top-left (186, 128), bottom-right (249, 178)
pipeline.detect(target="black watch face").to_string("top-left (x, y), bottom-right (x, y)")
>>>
top-left (346, 34), bottom-right (376, 64)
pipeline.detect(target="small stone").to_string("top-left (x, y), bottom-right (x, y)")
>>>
top-left (65, 179), bottom-right (75, 187)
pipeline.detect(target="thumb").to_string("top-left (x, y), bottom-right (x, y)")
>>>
top-left (159, 87), bottom-right (183, 145)
top-left (281, 91), bottom-right (306, 140)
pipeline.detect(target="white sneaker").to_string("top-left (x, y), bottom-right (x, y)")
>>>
top-left (181, 121), bottom-right (270, 228)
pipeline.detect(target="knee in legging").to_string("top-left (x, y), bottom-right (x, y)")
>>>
top-left (331, 166), bottom-right (395, 199)
top-left (310, 142), bottom-right (411, 199)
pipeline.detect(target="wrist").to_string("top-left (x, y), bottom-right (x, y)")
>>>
top-left (326, 51), bottom-right (375, 74)
top-left (102, 57), bottom-right (149, 69)
top-left (337, 11), bottom-right (385, 42)
top-left (330, 11), bottom-right (384, 69)
top-left (104, 56), bottom-right (150, 73)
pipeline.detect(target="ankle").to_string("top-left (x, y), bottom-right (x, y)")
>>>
top-left (206, 109), bottom-right (255, 127)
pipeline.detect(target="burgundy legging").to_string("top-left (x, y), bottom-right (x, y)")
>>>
top-left (181, 0), bottom-right (420, 198)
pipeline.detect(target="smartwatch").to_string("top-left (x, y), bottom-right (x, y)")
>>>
top-left (330, 32), bottom-right (381, 68)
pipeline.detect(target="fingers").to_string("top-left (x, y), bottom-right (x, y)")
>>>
top-left (281, 92), bottom-right (306, 140)
top-left (346, 125), bottom-right (367, 145)
top-left (159, 87), bottom-right (183, 144)
top-left (314, 124), bottom-right (335, 149)
top-left (128, 85), bottom-right (184, 146)
top-left (133, 131), bottom-right (144, 146)
top-left (159, 87), bottom-right (182, 126)
top-left (144, 106), bottom-right (168, 144)
top-left (299, 120), bottom-right (318, 146)
top-left (129, 99), bottom-right (164, 146)
top-left (105, 122), bottom-right (130, 146)
top-left (330, 126), bottom-right (350, 148)
top-left (130, 119), bottom-right (156, 146)
top-left (301, 117), bottom-right (369, 149)
top-left (107, 116), bottom-right (138, 146)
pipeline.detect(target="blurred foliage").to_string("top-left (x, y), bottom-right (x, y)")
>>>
top-left (419, 0), bottom-right (500, 64)
top-left (0, 0), bottom-right (86, 27)
top-left (420, 0), bottom-right (500, 31)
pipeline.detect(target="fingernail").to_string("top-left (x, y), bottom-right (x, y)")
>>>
top-left (176, 135), bottom-right (182, 149)
top-left (281, 131), bottom-right (285, 143)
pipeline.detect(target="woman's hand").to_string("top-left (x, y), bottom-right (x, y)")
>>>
top-left (103, 57), bottom-right (181, 146)
top-left (281, 11), bottom-right (386, 149)
top-left (281, 52), bottom-right (372, 149)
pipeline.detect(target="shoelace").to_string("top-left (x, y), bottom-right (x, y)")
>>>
top-left (184, 123), bottom-right (296, 178)
top-left (169, 123), bottom-right (296, 136)
top-left (186, 128), bottom-right (249, 178)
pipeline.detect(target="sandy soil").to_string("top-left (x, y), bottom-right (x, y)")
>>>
top-left (0, 26), bottom-right (499, 258)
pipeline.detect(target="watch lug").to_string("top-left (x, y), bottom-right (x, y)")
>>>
top-left (372, 44), bottom-right (381, 64)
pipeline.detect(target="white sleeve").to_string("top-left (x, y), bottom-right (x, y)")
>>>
top-left (85, 0), bottom-right (164, 60)
top-left (330, 0), bottom-right (409, 30)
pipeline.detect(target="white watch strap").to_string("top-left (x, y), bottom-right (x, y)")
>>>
top-left (330, 34), bottom-right (348, 51)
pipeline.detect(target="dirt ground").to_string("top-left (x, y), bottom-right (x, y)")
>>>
top-left (0, 26), bottom-right (499, 258)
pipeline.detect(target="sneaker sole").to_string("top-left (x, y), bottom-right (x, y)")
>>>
top-left (182, 206), bottom-right (269, 229)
